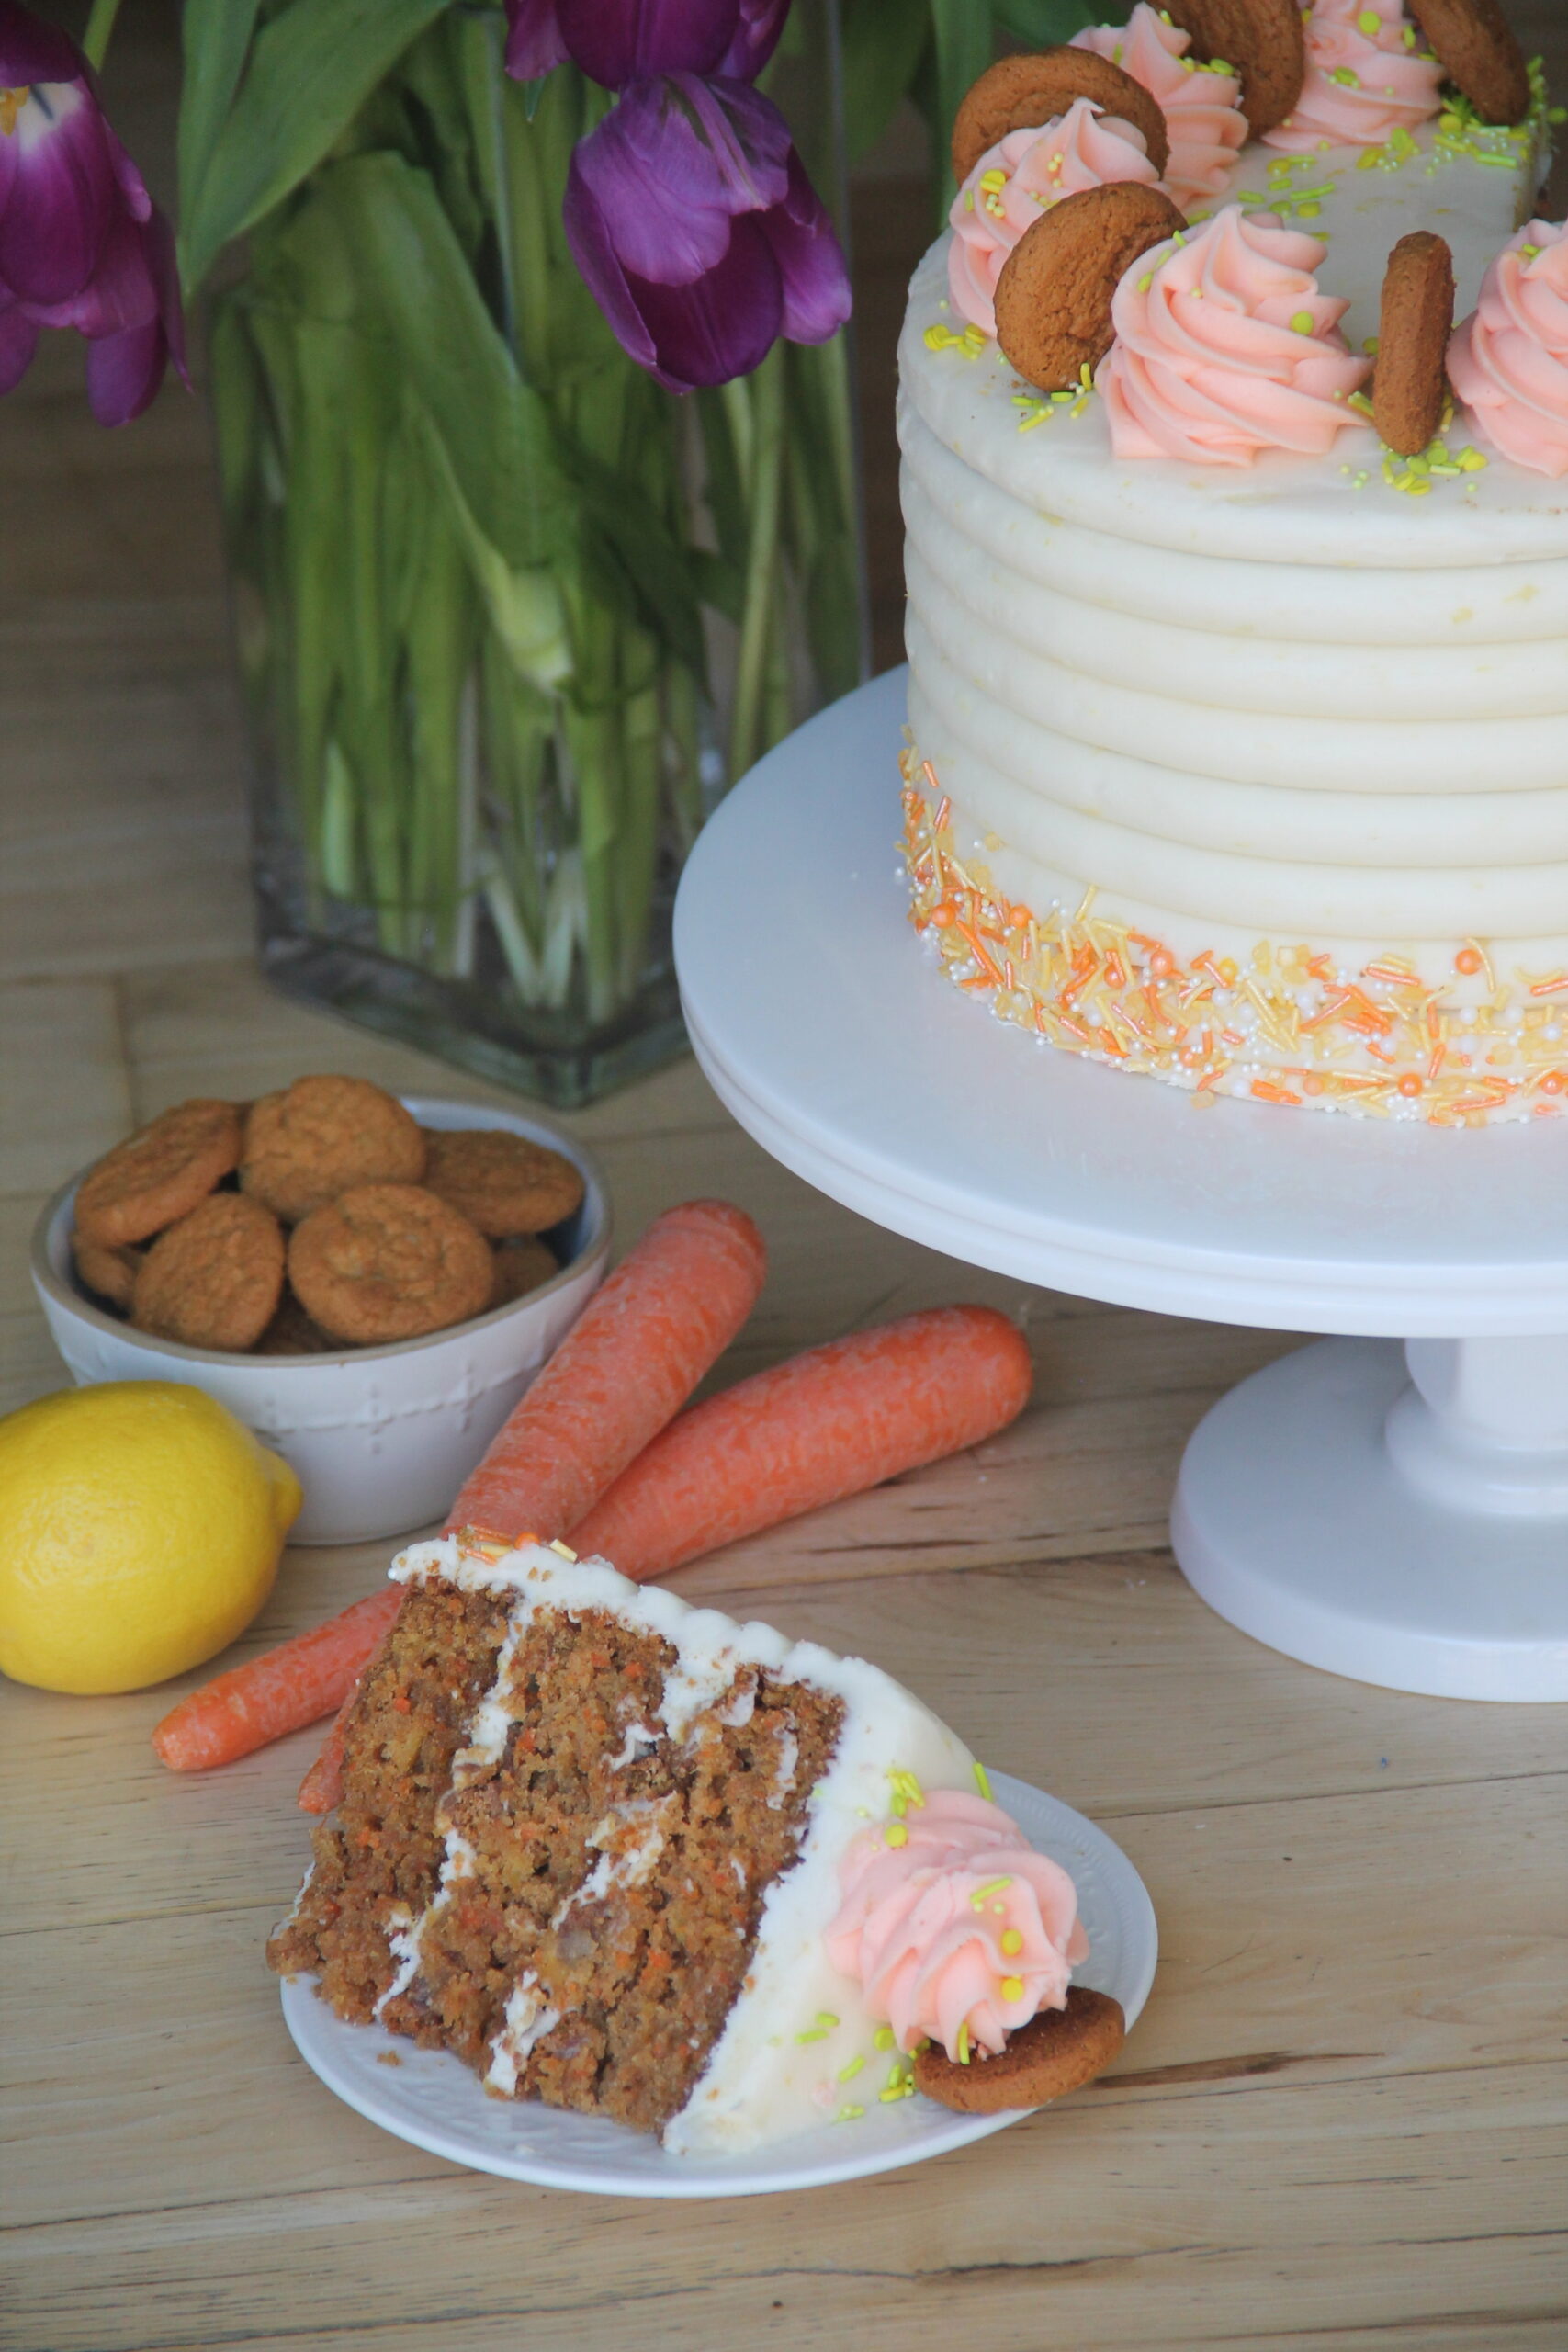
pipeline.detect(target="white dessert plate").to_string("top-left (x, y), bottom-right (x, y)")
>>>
top-left (280, 1770), bottom-right (1156, 2199)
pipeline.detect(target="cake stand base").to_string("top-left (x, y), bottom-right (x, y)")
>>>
top-left (1173, 1337), bottom-right (1568, 1702)
top-left (673, 670), bottom-right (1568, 1705)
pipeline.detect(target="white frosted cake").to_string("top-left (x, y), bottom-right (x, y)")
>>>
top-left (269, 1534), bottom-right (1095, 2157)
top-left (900, 6), bottom-right (1567, 1125)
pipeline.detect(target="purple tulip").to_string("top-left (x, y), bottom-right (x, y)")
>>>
top-left (505, 0), bottom-right (787, 90)
top-left (0, 0), bottom-right (185, 423)
top-left (563, 74), bottom-right (849, 392)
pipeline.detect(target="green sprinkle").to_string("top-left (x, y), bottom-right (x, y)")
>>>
top-left (1135, 272), bottom-right (1154, 293)
top-left (816, 2012), bottom-right (840, 2029)
top-left (957, 2021), bottom-right (971, 2065)
top-left (1362, 334), bottom-right (1380, 355)
top-left (837, 2104), bottom-right (865, 2122)
top-left (874, 2026), bottom-right (896, 2052)
top-left (885, 2058), bottom-right (910, 2090)
top-left (837, 2054), bottom-right (865, 2083)
top-left (1457, 447), bottom-right (1488, 472)
top-left (1357, 6), bottom-right (1380, 26)
top-left (1290, 311), bottom-right (1315, 334)
top-left (795, 2030), bottom-right (829, 2044)
top-left (1236, 191), bottom-right (1267, 205)
top-left (1297, 201), bottom-right (1321, 219)
top-left (879, 2084), bottom-right (909, 2103)
top-left (970, 1877), bottom-right (1014, 1908)
top-left (1329, 66), bottom-right (1359, 86)
top-left (885, 1821), bottom-right (908, 1849)
top-left (1519, 243), bottom-right (1541, 260)
top-left (973, 1761), bottom-right (993, 1801)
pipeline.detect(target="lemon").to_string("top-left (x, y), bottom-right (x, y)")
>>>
top-left (0, 1383), bottom-right (302, 1694)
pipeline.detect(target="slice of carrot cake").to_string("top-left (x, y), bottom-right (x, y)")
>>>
top-left (268, 1532), bottom-right (1098, 2157)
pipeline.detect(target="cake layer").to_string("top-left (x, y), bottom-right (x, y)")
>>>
top-left (900, 405), bottom-right (1568, 645)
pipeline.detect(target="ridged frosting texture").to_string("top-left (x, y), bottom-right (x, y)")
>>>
top-left (1263, 0), bottom-right (1442, 153)
top-left (1070, 5), bottom-right (1247, 210)
top-left (1449, 222), bottom-right (1568, 481)
top-left (1098, 206), bottom-right (1370, 463)
top-left (946, 100), bottom-right (1158, 336)
top-left (825, 1788), bottom-right (1088, 2059)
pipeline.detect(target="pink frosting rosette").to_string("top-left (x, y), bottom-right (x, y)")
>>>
top-left (1071, 4), bottom-right (1247, 211)
top-left (824, 1787), bottom-right (1089, 2060)
top-left (1097, 204), bottom-right (1371, 465)
top-left (1264, 0), bottom-right (1443, 153)
top-left (1448, 221), bottom-right (1568, 480)
top-left (946, 97), bottom-right (1159, 337)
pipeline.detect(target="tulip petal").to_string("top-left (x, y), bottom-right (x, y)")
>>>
top-left (569, 74), bottom-right (789, 288)
top-left (0, 79), bottom-right (115, 304)
top-left (716, 0), bottom-right (789, 79)
top-left (0, 295), bottom-right (39, 393)
top-left (760, 149), bottom-right (851, 345)
top-left (557, 0), bottom-right (738, 87)
top-left (626, 210), bottom-right (783, 390)
top-left (85, 309), bottom-right (164, 425)
top-left (0, 0), bottom-right (82, 85)
top-left (502, 0), bottom-right (570, 81)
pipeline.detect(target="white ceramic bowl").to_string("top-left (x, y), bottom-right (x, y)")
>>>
top-left (30, 1096), bottom-right (612, 1546)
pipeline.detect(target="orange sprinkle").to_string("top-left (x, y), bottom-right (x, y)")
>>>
top-left (956, 920), bottom-right (1006, 987)
top-left (1529, 973), bottom-right (1568, 997)
top-left (1539, 1071), bottom-right (1565, 1095)
top-left (1250, 1079), bottom-right (1303, 1105)
top-left (1454, 946), bottom-right (1483, 976)
top-left (930, 903), bottom-right (956, 929)
top-left (1397, 1073), bottom-right (1424, 1098)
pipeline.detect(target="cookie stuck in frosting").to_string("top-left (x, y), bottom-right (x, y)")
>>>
top-left (1409, 0), bottom-right (1531, 127)
top-left (995, 179), bottom-right (1186, 392)
top-left (951, 48), bottom-right (1170, 186)
top-left (1263, 0), bottom-right (1443, 154)
top-left (1159, 0), bottom-right (1306, 134)
top-left (1373, 229), bottom-right (1455, 457)
top-left (1071, 5), bottom-right (1249, 211)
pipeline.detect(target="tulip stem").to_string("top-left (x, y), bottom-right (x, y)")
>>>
top-left (728, 345), bottom-right (785, 786)
top-left (81, 0), bottom-right (125, 72)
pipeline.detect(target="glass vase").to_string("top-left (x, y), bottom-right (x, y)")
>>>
top-left (209, 2), bottom-right (866, 1106)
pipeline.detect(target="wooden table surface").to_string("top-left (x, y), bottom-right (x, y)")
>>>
top-left (5, 8), bottom-right (1566, 2347)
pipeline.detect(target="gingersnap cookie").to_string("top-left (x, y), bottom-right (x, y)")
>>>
top-left (1159, 0), bottom-right (1305, 134)
top-left (240, 1077), bottom-right (426, 1224)
top-left (1373, 231), bottom-right (1455, 457)
top-left (913, 1984), bottom-right (1126, 2115)
top-left (1408, 0), bottom-right (1529, 127)
top-left (130, 1193), bottom-right (287, 1351)
top-left (71, 1229), bottom-right (143, 1311)
top-left (995, 181), bottom-right (1186, 393)
top-left (254, 1285), bottom-right (339, 1356)
top-left (420, 1127), bottom-right (585, 1239)
top-left (288, 1182), bottom-right (493, 1345)
top-left (951, 50), bottom-right (1169, 187)
top-left (73, 1099), bottom-right (242, 1249)
top-left (488, 1235), bottom-right (560, 1310)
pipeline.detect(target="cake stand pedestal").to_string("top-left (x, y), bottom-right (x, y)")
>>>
top-left (673, 671), bottom-right (1568, 1704)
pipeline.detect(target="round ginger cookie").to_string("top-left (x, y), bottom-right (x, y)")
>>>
top-left (995, 181), bottom-right (1187, 393)
top-left (130, 1193), bottom-right (286, 1352)
top-left (913, 1984), bottom-right (1126, 2115)
top-left (421, 1127), bottom-right (585, 1239)
top-left (1159, 0), bottom-right (1305, 134)
top-left (240, 1077), bottom-right (426, 1225)
top-left (254, 1285), bottom-right (338, 1356)
top-left (951, 50), bottom-right (1169, 187)
top-left (1374, 231), bottom-right (1455, 457)
top-left (488, 1235), bottom-right (560, 1310)
top-left (1408, 0), bottom-right (1529, 126)
top-left (288, 1182), bottom-right (493, 1345)
top-left (72, 1229), bottom-right (143, 1312)
top-left (74, 1099), bottom-right (242, 1249)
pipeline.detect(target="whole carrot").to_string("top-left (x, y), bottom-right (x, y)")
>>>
top-left (569, 1305), bottom-right (1032, 1579)
top-left (152, 1586), bottom-right (403, 1774)
top-left (445, 1197), bottom-right (765, 1539)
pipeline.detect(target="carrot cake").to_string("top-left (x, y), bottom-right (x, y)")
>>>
top-left (899, 6), bottom-right (1566, 1125)
top-left (268, 1532), bottom-right (1093, 2157)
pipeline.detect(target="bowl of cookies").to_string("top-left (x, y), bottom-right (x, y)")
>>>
top-left (30, 1078), bottom-right (611, 1544)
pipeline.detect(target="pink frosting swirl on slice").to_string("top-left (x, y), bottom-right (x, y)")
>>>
top-left (1448, 221), bottom-right (1568, 480)
top-left (1264, 0), bottom-right (1442, 153)
top-left (1071, 4), bottom-right (1247, 211)
top-left (824, 1787), bottom-right (1089, 2060)
top-left (947, 98), bottom-right (1159, 337)
top-left (1098, 204), bottom-right (1371, 466)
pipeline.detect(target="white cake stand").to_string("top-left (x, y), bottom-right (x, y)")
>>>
top-left (673, 671), bottom-right (1568, 1704)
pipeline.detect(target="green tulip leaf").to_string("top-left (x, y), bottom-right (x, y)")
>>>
top-left (177, 0), bottom-right (261, 250)
top-left (179, 0), bottom-right (453, 292)
top-left (839, 0), bottom-right (932, 164)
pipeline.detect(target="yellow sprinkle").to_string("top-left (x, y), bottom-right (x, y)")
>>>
top-left (795, 2030), bottom-right (828, 2043)
top-left (1001, 1928), bottom-right (1024, 1957)
top-left (1290, 311), bottom-right (1314, 334)
top-left (879, 2084), bottom-right (908, 2103)
top-left (885, 1822), bottom-right (908, 1848)
top-left (837, 2055), bottom-right (864, 2083)
top-left (547, 1539), bottom-right (578, 1560)
top-left (973, 1761), bottom-right (993, 1801)
top-left (817, 2012), bottom-right (840, 2029)
top-left (1000, 1976), bottom-right (1025, 2002)
top-left (1357, 7), bottom-right (1381, 29)
top-left (874, 2025), bottom-right (896, 2051)
top-left (837, 2104), bottom-right (865, 2122)
top-left (970, 1877), bottom-right (1013, 1908)
top-left (957, 2022), bottom-right (971, 2065)
top-left (1135, 271), bottom-right (1154, 293)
